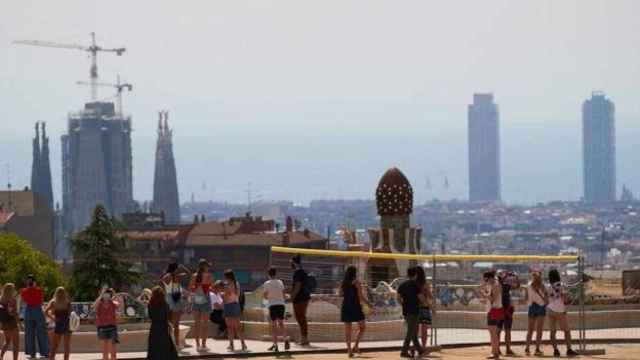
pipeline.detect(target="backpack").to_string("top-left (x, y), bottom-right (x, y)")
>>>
top-left (304, 273), bottom-right (318, 294)
top-left (0, 303), bottom-right (10, 323)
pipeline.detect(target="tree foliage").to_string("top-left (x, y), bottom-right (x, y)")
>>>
top-left (0, 232), bottom-right (64, 296)
top-left (70, 205), bottom-right (141, 301)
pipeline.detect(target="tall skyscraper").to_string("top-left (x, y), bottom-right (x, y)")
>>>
top-left (152, 111), bottom-right (181, 224)
top-left (582, 91), bottom-right (616, 203)
top-left (30, 122), bottom-right (53, 210)
top-left (468, 93), bottom-right (501, 202)
top-left (61, 101), bottom-right (133, 235)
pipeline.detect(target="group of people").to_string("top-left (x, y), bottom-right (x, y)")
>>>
top-left (480, 268), bottom-right (579, 359)
top-left (0, 276), bottom-right (78, 360)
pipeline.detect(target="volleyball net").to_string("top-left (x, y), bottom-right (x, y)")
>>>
top-left (265, 246), bottom-right (638, 351)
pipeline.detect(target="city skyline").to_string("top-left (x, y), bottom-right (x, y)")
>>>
top-left (1, 1), bottom-right (639, 205)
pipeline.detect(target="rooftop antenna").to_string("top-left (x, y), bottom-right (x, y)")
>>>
top-left (14, 32), bottom-right (126, 101)
top-left (5, 163), bottom-right (12, 211)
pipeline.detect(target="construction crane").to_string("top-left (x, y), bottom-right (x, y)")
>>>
top-left (13, 32), bottom-right (125, 101)
top-left (76, 75), bottom-right (132, 116)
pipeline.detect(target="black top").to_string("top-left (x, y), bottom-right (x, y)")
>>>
top-left (292, 268), bottom-right (311, 303)
top-left (501, 283), bottom-right (512, 308)
top-left (397, 279), bottom-right (420, 316)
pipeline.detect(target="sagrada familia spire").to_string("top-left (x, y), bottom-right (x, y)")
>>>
top-left (30, 122), bottom-right (54, 210)
top-left (152, 110), bottom-right (181, 224)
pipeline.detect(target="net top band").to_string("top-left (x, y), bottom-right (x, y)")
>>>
top-left (271, 246), bottom-right (579, 263)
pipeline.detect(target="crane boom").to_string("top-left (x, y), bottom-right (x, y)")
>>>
top-left (13, 32), bottom-right (125, 101)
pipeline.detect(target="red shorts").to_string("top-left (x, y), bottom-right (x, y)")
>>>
top-left (487, 308), bottom-right (505, 326)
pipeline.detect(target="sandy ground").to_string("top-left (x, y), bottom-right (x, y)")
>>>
top-left (249, 344), bottom-right (640, 360)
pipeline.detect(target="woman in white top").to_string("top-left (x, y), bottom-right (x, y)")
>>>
top-left (262, 267), bottom-right (290, 353)
top-left (479, 270), bottom-right (503, 360)
top-left (161, 262), bottom-right (190, 350)
top-left (547, 269), bottom-right (578, 357)
top-left (524, 271), bottom-right (548, 356)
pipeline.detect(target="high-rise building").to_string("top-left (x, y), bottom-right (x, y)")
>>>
top-left (61, 101), bottom-right (133, 235)
top-left (468, 93), bottom-right (501, 202)
top-left (30, 122), bottom-right (54, 210)
top-left (152, 111), bottom-right (181, 224)
top-left (582, 92), bottom-right (616, 203)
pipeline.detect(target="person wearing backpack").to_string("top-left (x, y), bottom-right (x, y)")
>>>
top-left (290, 255), bottom-right (311, 346)
top-left (0, 283), bottom-right (20, 360)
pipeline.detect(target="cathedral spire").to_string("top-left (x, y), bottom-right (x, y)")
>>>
top-left (30, 122), bottom-right (41, 195)
top-left (152, 110), bottom-right (180, 224)
top-left (39, 122), bottom-right (54, 210)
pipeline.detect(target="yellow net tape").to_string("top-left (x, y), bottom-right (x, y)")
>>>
top-left (271, 246), bottom-right (579, 263)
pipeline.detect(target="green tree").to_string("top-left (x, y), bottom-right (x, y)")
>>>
top-left (69, 205), bottom-right (141, 301)
top-left (0, 233), bottom-right (64, 296)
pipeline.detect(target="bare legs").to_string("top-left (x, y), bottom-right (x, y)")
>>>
top-left (225, 317), bottom-right (246, 352)
top-left (270, 319), bottom-right (287, 350)
top-left (525, 316), bottom-right (545, 354)
top-left (488, 325), bottom-right (500, 358)
top-left (50, 333), bottom-right (72, 360)
top-left (1, 329), bottom-right (20, 360)
top-left (344, 321), bottom-right (366, 357)
top-left (420, 324), bottom-right (429, 348)
top-left (193, 312), bottom-right (209, 349)
top-left (100, 340), bottom-right (116, 360)
top-left (550, 312), bottom-right (574, 353)
top-left (169, 311), bottom-right (182, 349)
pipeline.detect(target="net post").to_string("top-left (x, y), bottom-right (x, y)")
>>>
top-left (432, 253), bottom-right (438, 346)
top-left (578, 252), bottom-right (586, 352)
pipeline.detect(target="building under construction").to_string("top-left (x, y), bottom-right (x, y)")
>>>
top-left (61, 101), bottom-right (134, 235)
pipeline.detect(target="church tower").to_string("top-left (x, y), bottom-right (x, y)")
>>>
top-left (30, 122), bottom-right (53, 210)
top-left (152, 110), bottom-right (181, 224)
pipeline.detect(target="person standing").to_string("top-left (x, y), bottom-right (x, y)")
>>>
top-left (189, 259), bottom-right (214, 352)
top-left (524, 271), bottom-right (548, 356)
top-left (20, 275), bottom-right (49, 359)
top-left (547, 269), bottom-right (578, 357)
top-left (339, 266), bottom-right (370, 358)
top-left (222, 270), bottom-right (247, 352)
top-left (146, 286), bottom-right (178, 360)
top-left (45, 287), bottom-right (72, 360)
top-left (93, 288), bottom-right (120, 360)
top-left (497, 271), bottom-right (518, 356)
top-left (397, 267), bottom-right (425, 358)
top-left (480, 270), bottom-right (503, 360)
top-left (0, 283), bottom-right (20, 360)
top-left (290, 255), bottom-right (311, 346)
top-left (263, 267), bottom-right (290, 353)
top-left (209, 281), bottom-right (227, 338)
top-left (161, 262), bottom-right (189, 350)
top-left (415, 266), bottom-right (433, 349)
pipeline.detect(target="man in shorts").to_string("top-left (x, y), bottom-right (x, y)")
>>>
top-left (263, 267), bottom-right (290, 352)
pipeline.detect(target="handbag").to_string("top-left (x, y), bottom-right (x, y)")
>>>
top-left (69, 311), bottom-right (80, 332)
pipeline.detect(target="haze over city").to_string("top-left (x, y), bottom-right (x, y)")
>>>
top-left (1, 1), bottom-right (639, 205)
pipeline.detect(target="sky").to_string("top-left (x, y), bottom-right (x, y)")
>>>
top-left (0, 1), bottom-right (639, 205)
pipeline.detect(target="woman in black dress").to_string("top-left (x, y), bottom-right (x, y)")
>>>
top-left (340, 266), bottom-right (372, 358)
top-left (147, 286), bottom-right (178, 360)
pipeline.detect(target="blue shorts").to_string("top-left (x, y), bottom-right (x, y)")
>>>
top-left (528, 303), bottom-right (546, 318)
top-left (224, 302), bottom-right (241, 318)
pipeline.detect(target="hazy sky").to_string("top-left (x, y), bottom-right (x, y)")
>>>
top-left (1, 1), bottom-right (639, 205)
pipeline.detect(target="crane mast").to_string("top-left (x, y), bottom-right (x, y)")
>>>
top-left (76, 75), bottom-right (133, 116)
top-left (13, 32), bottom-right (125, 101)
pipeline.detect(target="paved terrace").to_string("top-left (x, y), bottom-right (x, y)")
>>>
top-left (3, 328), bottom-right (640, 359)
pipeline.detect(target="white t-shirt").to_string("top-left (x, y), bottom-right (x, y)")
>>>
top-left (547, 282), bottom-right (566, 313)
top-left (263, 279), bottom-right (285, 307)
top-left (209, 292), bottom-right (223, 310)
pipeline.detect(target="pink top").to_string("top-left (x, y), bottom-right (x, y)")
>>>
top-left (95, 300), bottom-right (117, 327)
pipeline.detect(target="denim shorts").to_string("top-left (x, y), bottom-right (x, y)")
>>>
top-left (224, 302), bottom-right (241, 318)
top-left (97, 325), bottom-right (119, 343)
top-left (528, 303), bottom-right (547, 318)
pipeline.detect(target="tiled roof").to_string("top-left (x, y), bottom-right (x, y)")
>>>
top-left (186, 230), bottom-right (324, 247)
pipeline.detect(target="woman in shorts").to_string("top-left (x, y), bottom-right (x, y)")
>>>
top-left (547, 269), bottom-right (578, 357)
top-left (0, 283), bottom-right (20, 360)
top-left (189, 259), bottom-right (214, 352)
top-left (93, 288), bottom-right (120, 360)
top-left (223, 270), bottom-right (247, 352)
top-left (480, 270), bottom-right (503, 360)
top-left (162, 262), bottom-right (189, 350)
top-left (524, 271), bottom-right (548, 356)
top-left (45, 287), bottom-right (73, 360)
top-left (415, 266), bottom-right (433, 348)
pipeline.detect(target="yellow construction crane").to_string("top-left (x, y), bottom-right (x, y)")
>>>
top-left (76, 75), bottom-right (132, 116)
top-left (13, 32), bottom-right (125, 101)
